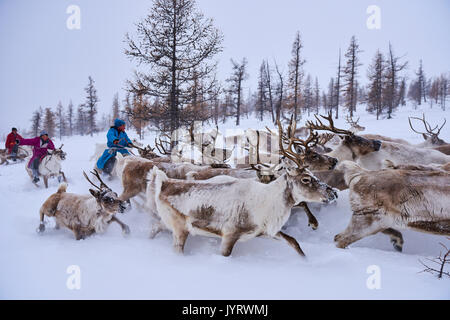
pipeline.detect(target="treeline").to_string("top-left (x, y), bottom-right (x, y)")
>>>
top-left (122, 0), bottom-right (448, 135)
top-left (27, 0), bottom-right (449, 139)
top-left (28, 76), bottom-right (104, 139)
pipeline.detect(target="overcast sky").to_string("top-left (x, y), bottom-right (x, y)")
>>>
top-left (0, 0), bottom-right (449, 136)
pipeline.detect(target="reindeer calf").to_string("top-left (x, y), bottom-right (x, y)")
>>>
top-left (38, 172), bottom-right (130, 240)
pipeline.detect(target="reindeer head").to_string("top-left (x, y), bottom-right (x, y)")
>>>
top-left (346, 115), bottom-right (365, 133)
top-left (84, 170), bottom-right (130, 214)
top-left (278, 120), bottom-right (338, 205)
top-left (277, 116), bottom-right (338, 171)
top-left (307, 112), bottom-right (381, 158)
top-left (137, 144), bottom-right (159, 160)
top-left (409, 114), bottom-right (447, 146)
top-left (50, 144), bottom-right (67, 160)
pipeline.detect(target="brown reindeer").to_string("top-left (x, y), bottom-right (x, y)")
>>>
top-left (334, 161), bottom-right (450, 251)
top-left (38, 170), bottom-right (130, 240)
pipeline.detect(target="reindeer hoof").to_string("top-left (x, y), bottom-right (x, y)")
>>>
top-left (308, 221), bottom-right (319, 230)
top-left (391, 240), bottom-right (403, 252)
top-left (36, 223), bottom-right (45, 234)
top-left (122, 225), bottom-right (131, 236)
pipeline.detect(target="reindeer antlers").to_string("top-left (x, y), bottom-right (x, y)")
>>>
top-left (408, 113), bottom-right (446, 138)
top-left (277, 120), bottom-right (307, 170)
top-left (83, 169), bottom-right (111, 191)
top-left (155, 135), bottom-right (171, 156)
top-left (345, 115), bottom-right (360, 126)
top-left (306, 111), bottom-right (354, 136)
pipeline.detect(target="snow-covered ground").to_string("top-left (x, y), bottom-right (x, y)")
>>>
top-left (1, 105), bottom-right (449, 299)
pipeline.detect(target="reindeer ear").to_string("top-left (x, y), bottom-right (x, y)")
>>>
top-left (422, 133), bottom-right (428, 141)
top-left (89, 189), bottom-right (100, 198)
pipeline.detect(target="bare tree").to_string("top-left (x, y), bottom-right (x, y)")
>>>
top-left (112, 93), bottom-right (120, 121)
top-left (419, 239), bottom-right (450, 279)
top-left (334, 48), bottom-right (342, 119)
top-left (264, 60), bottom-right (275, 123)
top-left (56, 101), bottom-right (66, 140)
top-left (43, 107), bottom-right (56, 138)
top-left (342, 36), bottom-right (362, 117)
top-left (367, 50), bottom-right (385, 120)
top-left (76, 105), bottom-right (86, 136)
top-left (397, 77), bottom-right (407, 107)
top-left (67, 100), bottom-right (74, 136)
top-left (257, 61), bottom-right (268, 121)
top-left (314, 76), bottom-right (320, 114)
top-left (415, 60), bottom-right (427, 105)
top-left (384, 43), bottom-right (408, 118)
top-left (125, 0), bottom-right (223, 133)
top-left (83, 76), bottom-right (99, 137)
top-left (288, 31), bottom-right (306, 121)
top-left (30, 107), bottom-right (43, 137)
top-left (302, 74), bottom-right (313, 116)
top-left (227, 58), bottom-right (248, 126)
top-left (274, 60), bottom-right (284, 123)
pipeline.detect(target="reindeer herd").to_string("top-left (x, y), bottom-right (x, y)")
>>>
top-left (31, 113), bottom-right (450, 257)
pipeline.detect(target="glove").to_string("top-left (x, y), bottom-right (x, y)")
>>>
top-left (113, 139), bottom-right (119, 145)
top-left (15, 139), bottom-right (20, 144)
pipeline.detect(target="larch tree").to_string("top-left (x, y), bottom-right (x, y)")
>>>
top-left (274, 60), bottom-right (284, 123)
top-left (112, 93), bottom-right (120, 121)
top-left (288, 31), bottom-right (306, 121)
top-left (314, 77), bottom-right (320, 114)
top-left (125, 0), bottom-right (223, 133)
top-left (367, 50), bottom-right (385, 120)
top-left (415, 60), bottom-right (427, 105)
top-left (227, 58), bottom-right (248, 126)
top-left (257, 61), bottom-right (268, 121)
top-left (264, 60), bottom-right (275, 123)
top-left (334, 48), bottom-right (342, 119)
top-left (30, 107), bottom-right (43, 137)
top-left (384, 43), bottom-right (408, 118)
top-left (342, 36), bottom-right (362, 117)
top-left (56, 101), bottom-right (66, 139)
top-left (83, 76), bottom-right (99, 137)
top-left (43, 107), bottom-right (56, 138)
top-left (67, 100), bottom-right (74, 136)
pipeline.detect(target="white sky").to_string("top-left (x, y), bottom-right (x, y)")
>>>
top-left (0, 0), bottom-right (449, 136)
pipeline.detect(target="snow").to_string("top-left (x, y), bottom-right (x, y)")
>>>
top-left (1, 105), bottom-right (449, 299)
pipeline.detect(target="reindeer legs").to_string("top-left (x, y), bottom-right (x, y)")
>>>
top-left (382, 228), bottom-right (404, 252)
top-left (298, 202), bottom-right (319, 230)
top-left (275, 231), bottom-right (305, 257)
top-left (109, 215), bottom-right (130, 235)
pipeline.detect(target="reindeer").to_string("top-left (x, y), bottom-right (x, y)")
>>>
top-left (306, 112), bottom-right (382, 163)
top-left (307, 112), bottom-right (450, 170)
top-left (361, 114), bottom-right (449, 155)
top-left (334, 161), bottom-right (450, 251)
top-left (0, 146), bottom-right (32, 165)
top-left (38, 170), bottom-right (130, 240)
top-left (409, 113), bottom-right (447, 147)
top-left (26, 144), bottom-right (67, 188)
top-left (145, 124), bottom-right (337, 257)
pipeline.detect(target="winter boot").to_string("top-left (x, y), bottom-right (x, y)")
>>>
top-left (32, 168), bottom-right (40, 183)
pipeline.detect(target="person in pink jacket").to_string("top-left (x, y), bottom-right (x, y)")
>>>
top-left (19, 130), bottom-right (55, 183)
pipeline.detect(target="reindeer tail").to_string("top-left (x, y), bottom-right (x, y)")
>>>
top-left (57, 183), bottom-right (68, 193)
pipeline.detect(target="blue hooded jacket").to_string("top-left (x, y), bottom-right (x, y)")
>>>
top-left (96, 119), bottom-right (132, 170)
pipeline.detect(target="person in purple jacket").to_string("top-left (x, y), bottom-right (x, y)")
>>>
top-left (19, 130), bottom-right (55, 183)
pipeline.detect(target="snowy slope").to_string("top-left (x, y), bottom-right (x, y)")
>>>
top-left (0, 105), bottom-right (449, 299)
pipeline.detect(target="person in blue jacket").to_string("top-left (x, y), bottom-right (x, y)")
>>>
top-left (97, 119), bottom-right (133, 175)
